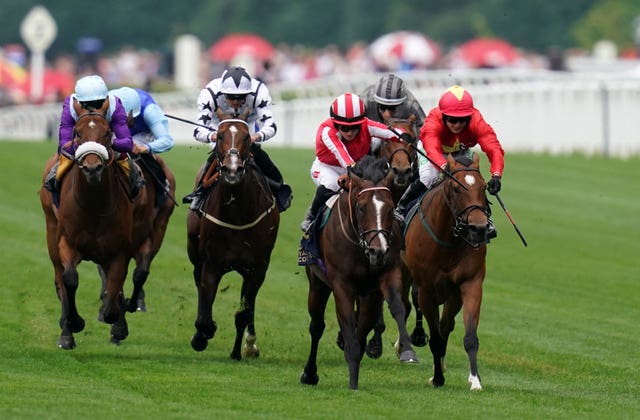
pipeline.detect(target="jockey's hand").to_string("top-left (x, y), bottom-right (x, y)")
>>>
top-left (250, 133), bottom-right (263, 143)
top-left (399, 132), bottom-right (413, 143)
top-left (487, 176), bottom-right (502, 195)
top-left (337, 173), bottom-right (350, 189)
top-left (132, 143), bottom-right (150, 154)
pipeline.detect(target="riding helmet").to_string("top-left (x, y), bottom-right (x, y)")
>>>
top-left (438, 85), bottom-right (474, 117)
top-left (373, 74), bottom-right (407, 106)
top-left (330, 93), bottom-right (365, 126)
top-left (220, 66), bottom-right (254, 95)
top-left (75, 75), bottom-right (109, 102)
top-left (110, 87), bottom-right (142, 117)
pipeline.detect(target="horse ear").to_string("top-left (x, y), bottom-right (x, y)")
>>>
top-left (472, 152), bottom-right (480, 166)
top-left (73, 97), bottom-right (83, 115)
top-left (446, 153), bottom-right (456, 168)
top-left (239, 107), bottom-right (251, 121)
top-left (99, 96), bottom-right (109, 114)
top-left (215, 108), bottom-right (226, 120)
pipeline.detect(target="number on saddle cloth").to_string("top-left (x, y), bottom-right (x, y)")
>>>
top-left (297, 194), bottom-right (340, 266)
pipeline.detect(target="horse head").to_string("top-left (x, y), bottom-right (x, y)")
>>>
top-left (444, 152), bottom-right (490, 248)
top-left (381, 116), bottom-right (417, 189)
top-left (215, 108), bottom-right (251, 185)
top-left (72, 98), bottom-right (113, 184)
top-left (348, 157), bottom-right (397, 268)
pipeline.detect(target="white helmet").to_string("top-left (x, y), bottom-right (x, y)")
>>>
top-left (373, 74), bottom-right (407, 106)
top-left (220, 67), bottom-right (253, 95)
top-left (75, 75), bottom-right (108, 102)
top-left (110, 87), bottom-right (141, 117)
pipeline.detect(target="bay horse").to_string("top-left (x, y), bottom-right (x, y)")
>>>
top-left (39, 98), bottom-right (151, 349)
top-left (98, 153), bottom-right (177, 313)
top-left (186, 109), bottom-right (279, 360)
top-left (403, 151), bottom-right (490, 390)
top-left (300, 156), bottom-right (412, 390)
top-left (363, 116), bottom-right (426, 360)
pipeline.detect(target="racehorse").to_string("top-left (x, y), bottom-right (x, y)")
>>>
top-left (39, 98), bottom-right (151, 349)
top-left (403, 151), bottom-right (490, 390)
top-left (300, 156), bottom-right (412, 389)
top-left (98, 153), bottom-right (177, 313)
top-left (364, 116), bottom-right (426, 360)
top-left (187, 108), bottom-right (280, 360)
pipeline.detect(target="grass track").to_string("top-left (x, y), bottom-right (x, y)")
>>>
top-left (0, 140), bottom-right (638, 419)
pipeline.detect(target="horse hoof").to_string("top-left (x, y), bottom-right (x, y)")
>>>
top-left (111, 326), bottom-right (129, 342)
top-left (57, 336), bottom-right (76, 350)
top-left (398, 349), bottom-right (419, 364)
top-left (230, 350), bottom-right (242, 360)
top-left (191, 332), bottom-right (208, 352)
top-left (136, 299), bottom-right (147, 312)
top-left (365, 339), bottom-right (382, 359)
top-left (300, 371), bottom-right (319, 386)
top-left (124, 298), bottom-right (138, 313)
top-left (242, 334), bottom-right (260, 358)
top-left (428, 376), bottom-right (445, 388)
top-left (110, 335), bottom-right (122, 345)
top-left (468, 374), bottom-right (482, 391)
top-left (410, 327), bottom-right (427, 347)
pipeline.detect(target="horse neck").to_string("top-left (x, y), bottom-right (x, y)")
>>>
top-left (424, 184), bottom-right (457, 238)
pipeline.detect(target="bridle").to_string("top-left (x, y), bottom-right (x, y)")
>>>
top-left (338, 183), bottom-right (394, 253)
top-left (215, 119), bottom-right (251, 168)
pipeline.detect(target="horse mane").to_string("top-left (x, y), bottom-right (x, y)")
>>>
top-left (352, 155), bottom-right (389, 184)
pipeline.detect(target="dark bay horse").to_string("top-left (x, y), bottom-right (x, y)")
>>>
top-left (39, 98), bottom-right (151, 349)
top-left (403, 151), bottom-right (490, 390)
top-left (187, 109), bottom-right (279, 360)
top-left (300, 156), bottom-right (412, 389)
top-left (364, 117), bottom-right (426, 359)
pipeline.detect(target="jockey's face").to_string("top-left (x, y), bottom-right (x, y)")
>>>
top-left (225, 94), bottom-right (247, 109)
top-left (444, 115), bottom-right (470, 134)
top-left (378, 104), bottom-right (398, 121)
top-left (335, 123), bottom-right (360, 141)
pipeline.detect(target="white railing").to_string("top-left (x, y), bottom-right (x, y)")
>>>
top-left (2, 69), bottom-right (639, 157)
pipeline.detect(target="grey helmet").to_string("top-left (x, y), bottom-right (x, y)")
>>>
top-left (373, 74), bottom-right (407, 106)
top-left (220, 66), bottom-right (253, 95)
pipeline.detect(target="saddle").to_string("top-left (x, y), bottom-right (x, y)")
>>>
top-left (297, 194), bottom-right (340, 266)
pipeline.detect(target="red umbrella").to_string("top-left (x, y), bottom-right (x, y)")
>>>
top-left (370, 31), bottom-right (441, 70)
top-left (451, 37), bottom-right (521, 68)
top-left (209, 33), bottom-right (275, 62)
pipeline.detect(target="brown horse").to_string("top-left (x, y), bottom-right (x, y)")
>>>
top-left (404, 151), bottom-right (490, 390)
top-left (39, 98), bottom-right (151, 349)
top-left (186, 109), bottom-right (279, 360)
top-left (364, 116), bottom-right (426, 359)
top-left (98, 153), bottom-right (177, 313)
top-left (300, 156), bottom-right (411, 390)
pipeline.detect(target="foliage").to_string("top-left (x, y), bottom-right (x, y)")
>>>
top-left (1, 0), bottom-right (638, 60)
top-left (571, 0), bottom-right (640, 51)
top-left (0, 141), bottom-right (639, 418)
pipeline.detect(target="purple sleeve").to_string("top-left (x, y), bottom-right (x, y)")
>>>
top-left (110, 100), bottom-right (133, 153)
top-left (58, 97), bottom-right (76, 154)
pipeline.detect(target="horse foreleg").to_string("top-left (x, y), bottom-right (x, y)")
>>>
top-left (381, 270), bottom-right (418, 363)
top-left (232, 269), bottom-right (266, 360)
top-left (301, 269), bottom-right (331, 387)
top-left (410, 281), bottom-right (428, 347)
top-left (58, 264), bottom-right (84, 349)
top-left (191, 262), bottom-right (219, 352)
top-left (333, 284), bottom-right (361, 390)
top-left (128, 248), bottom-right (152, 313)
top-left (420, 287), bottom-right (446, 387)
top-left (461, 279), bottom-right (483, 391)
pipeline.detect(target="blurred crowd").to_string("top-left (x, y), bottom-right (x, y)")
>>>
top-left (0, 37), bottom-right (576, 107)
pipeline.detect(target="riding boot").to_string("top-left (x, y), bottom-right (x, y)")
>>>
top-left (251, 143), bottom-right (292, 212)
top-left (44, 162), bottom-right (61, 207)
top-left (182, 151), bottom-right (217, 206)
top-left (300, 185), bottom-right (334, 233)
top-left (396, 179), bottom-right (428, 218)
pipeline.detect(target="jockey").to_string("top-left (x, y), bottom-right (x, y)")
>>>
top-left (360, 73), bottom-right (426, 136)
top-left (44, 75), bottom-right (134, 206)
top-left (110, 86), bottom-right (174, 207)
top-left (396, 85), bottom-right (505, 239)
top-left (300, 93), bottom-right (409, 232)
top-left (183, 66), bottom-right (292, 213)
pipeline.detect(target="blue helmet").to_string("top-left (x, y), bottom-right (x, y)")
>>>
top-left (75, 75), bottom-right (108, 102)
top-left (110, 87), bottom-right (141, 117)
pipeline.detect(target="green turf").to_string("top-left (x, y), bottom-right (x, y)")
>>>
top-left (1, 140), bottom-right (638, 419)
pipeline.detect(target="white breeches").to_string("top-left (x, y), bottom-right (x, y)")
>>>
top-left (310, 158), bottom-right (347, 192)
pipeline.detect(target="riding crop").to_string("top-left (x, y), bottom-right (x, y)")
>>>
top-left (494, 193), bottom-right (527, 247)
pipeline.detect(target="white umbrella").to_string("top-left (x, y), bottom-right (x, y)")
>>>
top-left (370, 31), bottom-right (441, 70)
